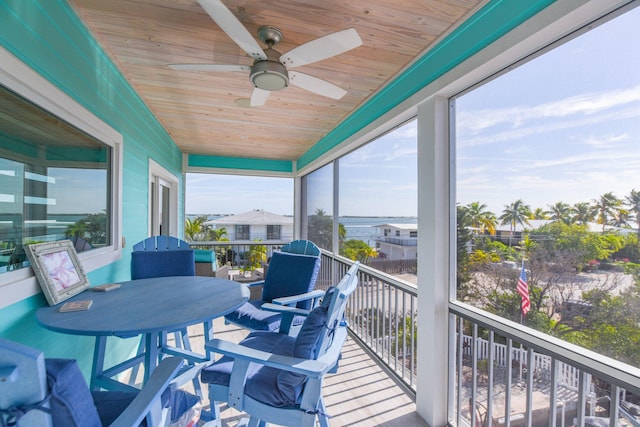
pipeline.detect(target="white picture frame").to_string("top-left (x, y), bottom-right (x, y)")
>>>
top-left (25, 240), bottom-right (90, 305)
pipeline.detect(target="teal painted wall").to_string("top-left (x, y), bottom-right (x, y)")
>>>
top-left (0, 0), bottom-right (183, 372)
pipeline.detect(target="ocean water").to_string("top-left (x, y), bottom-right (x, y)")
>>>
top-left (340, 216), bottom-right (417, 245)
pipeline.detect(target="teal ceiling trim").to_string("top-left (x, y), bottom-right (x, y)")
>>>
top-left (188, 154), bottom-right (293, 173)
top-left (297, 0), bottom-right (556, 169)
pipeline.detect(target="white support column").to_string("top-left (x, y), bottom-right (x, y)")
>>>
top-left (416, 95), bottom-right (450, 426)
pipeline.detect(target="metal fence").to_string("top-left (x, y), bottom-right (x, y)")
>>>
top-left (450, 302), bottom-right (640, 427)
top-left (318, 251), bottom-right (419, 392)
top-left (187, 241), bottom-right (640, 427)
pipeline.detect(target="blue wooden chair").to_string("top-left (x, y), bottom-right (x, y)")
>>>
top-left (224, 240), bottom-right (324, 335)
top-left (0, 338), bottom-right (189, 427)
top-left (130, 236), bottom-right (200, 388)
top-left (201, 262), bottom-right (359, 427)
top-left (131, 236), bottom-right (195, 281)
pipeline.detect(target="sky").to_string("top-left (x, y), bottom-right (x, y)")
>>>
top-left (187, 6), bottom-right (640, 220)
top-left (186, 119), bottom-right (417, 217)
top-left (456, 7), bottom-right (640, 217)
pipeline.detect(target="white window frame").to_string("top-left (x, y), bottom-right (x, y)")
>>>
top-left (0, 45), bottom-right (123, 309)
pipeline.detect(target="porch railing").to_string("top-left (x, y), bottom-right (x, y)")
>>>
top-left (317, 251), bottom-right (419, 393)
top-left (188, 241), bottom-right (640, 427)
top-left (450, 302), bottom-right (640, 427)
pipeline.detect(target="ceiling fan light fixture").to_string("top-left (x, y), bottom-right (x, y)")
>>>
top-left (250, 59), bottom-right (289, 91)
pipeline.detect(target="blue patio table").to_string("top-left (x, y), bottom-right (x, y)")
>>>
top-left (36, 276), bottom-right (249, 392)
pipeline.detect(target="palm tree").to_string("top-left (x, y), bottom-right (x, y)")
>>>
top-left (184, 217), bottom-right (203, 241)
top-left (529, 208), bottom-right (548, 220)
top-left (546, 202), bottom-right (571, 224)
top-left (609, 208), bottom-right (632, 228)
top-left (572, 202), bottom-right (594, 224)
top-left (208, 227), bottom-right (229, 241)
top-left (592, 192), bottom-right (622, 232)
top-left (465, 201), bottom-right (497, 235)
top-left (499, 199), bottom-right (531, 246)
top-left (625, 189), bottom-right (640, 237)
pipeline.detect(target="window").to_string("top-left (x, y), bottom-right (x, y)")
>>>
top-left (303, 163), bottom-right (334, 251)
top-left (454, 6), bottom-right (640, 369)
top-left (235, 225), bottom-right (250, 240)
top-left (266, 225), bottom-right (281, 240)
top-left (184, 173), bottom-right (293, 242)
top-left (0, 48), bottom-right (122, 307)
top-left (410, 231), bottom-right (417, 238)
top-left (338, 119), bottom-right (417, 273)
top-left (0, 86), bottom-right (111, 276)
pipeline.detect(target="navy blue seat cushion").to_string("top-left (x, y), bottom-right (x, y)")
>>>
top-left (260, 251), bottom-right (321, 309)
top-left (131, 249), bottom-right (195, 280)
top-left (201, 332), bottom-right (300, 407)
top-left (45, 358), bottom-right (102, 427)
top-left (223, 300), bottom-right (286, 332)
top-left (92, 390), bottom-right (140, 426)
top-left (92, 389), bottom-right (195, 426)
top-left (274, 291), bottom-right (335, 400)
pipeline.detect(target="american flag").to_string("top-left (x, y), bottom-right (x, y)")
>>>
top-left (517, 264), bottom-right (530, 316)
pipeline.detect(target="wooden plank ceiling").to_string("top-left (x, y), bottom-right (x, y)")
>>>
top-left (67, 0), bottom-right (482, 161)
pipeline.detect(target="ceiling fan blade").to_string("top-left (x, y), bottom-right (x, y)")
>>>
top-left (197, 0), bottom-right (266, 60)
top-left (168, 64), bottom-right (250, 72)
top-left (289, 71), bottom-right (347, 100)
top-left (280, 28), bottom-right (362, 68)
top-left (250, 88), bottom-right (271, 107)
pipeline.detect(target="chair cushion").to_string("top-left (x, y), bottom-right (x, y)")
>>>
top-left (91, 389), bottom-right (196, 426)
top-left (201, 332), bottom-right (302, 407)
top-left (293, 286), bottom-right (336, 357)
top-left (131, 249), bottom-right (195, 280)
top-left (223, 300), bottom-right (285, 332)
top-left (261, 251), bottom-right (321, 309)
top-left (91, 390), bottom-right (139, 426)
top-left (45, 358), bottom-right (102, 427)
top-left (274, 287), bottom-right (337, 400)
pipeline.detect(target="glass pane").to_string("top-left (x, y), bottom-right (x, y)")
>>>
top-left (339, 119), bottom-right (418, 281)
top-left (454, 7), bottom-right (640, 370)
top-left (0, 86), bottom-right (111, 274)
top-left (305, 163), bottom-right (334, 251)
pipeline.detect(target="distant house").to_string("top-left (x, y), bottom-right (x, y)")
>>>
top-left (491, 220), bottom-right (633, 245)
top-left (205, 210), bottom-right (293, 242)
top-left (373, 223), bottom-right (417, 260)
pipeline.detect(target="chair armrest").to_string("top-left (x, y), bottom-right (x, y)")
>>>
top-left (260, 303), bottom-right (310, 317)
top-left (204, 336), bottom-right (342, 378)
top-left (271, 289), bottom-right (325, 307)
top-left (109, 357), bottom-right (183, 427)
top-left (245, 280), bottom-right (265, 288)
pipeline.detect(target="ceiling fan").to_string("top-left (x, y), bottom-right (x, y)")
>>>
top-left (169, 0), bottom-right (363, 107)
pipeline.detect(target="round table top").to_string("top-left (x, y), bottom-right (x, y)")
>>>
top-left (36, 276), bottom-right (249, 338)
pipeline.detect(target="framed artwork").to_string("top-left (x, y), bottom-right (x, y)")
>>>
top-left (25, 240), bottom-right (89, 305)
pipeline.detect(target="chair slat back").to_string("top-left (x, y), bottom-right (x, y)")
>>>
top-left (316, 262), bottom-right (359, 357)
top-left (132, 236), bottom-right (190, 252)
top-left (0, 338), bottom-right (52, 426)
top-left (281, 240), bottom-right (320, 256)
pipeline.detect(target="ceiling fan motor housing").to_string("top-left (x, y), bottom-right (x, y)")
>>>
top-left (250, 48), bottom-right (289, 91)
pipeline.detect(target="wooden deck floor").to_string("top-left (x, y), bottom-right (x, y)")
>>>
top-left (184, 318), bottom-right (428, 427)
